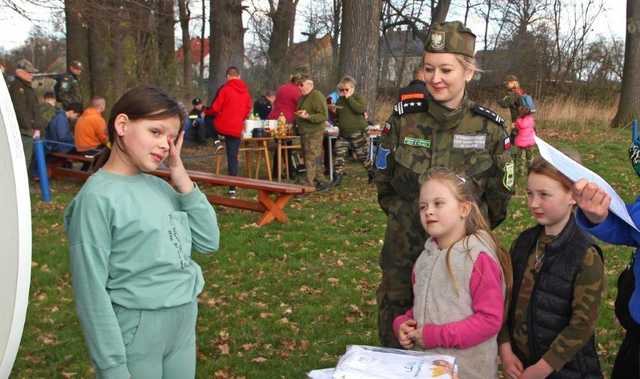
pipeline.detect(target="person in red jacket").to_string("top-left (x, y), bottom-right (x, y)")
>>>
top-left (268, 73), bottom-right (302, 123)
top-left (204, 66), bottom-right (252, 197)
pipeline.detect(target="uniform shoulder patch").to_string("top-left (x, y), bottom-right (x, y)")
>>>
top-left (472, 104), bottom-right (505, 127)
top-left (393, 97), bottom-right (428, 116)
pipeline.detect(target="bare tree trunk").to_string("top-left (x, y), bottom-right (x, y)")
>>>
top-left (157, 0), bottom-right (177, 92)
top-left (339, 0), bottom-right (382, 118)
top-left (200, 0), bottom-right (206, 85)
top-left (87, 4), bottom-right (110, 100)
top-left (65, 0), bottom-right (91, 102)
top-left (431, 0), bottom-right (451, 25)
top-left (331, 0), bottom-right (342, 83)
top-left (267, 0), bottom-right (297, 86)
top-left (612, 0), bottom-right (640, 127)
top-left (483, 0), bottom-right (491, 51)
top-left (209, 0), bottom-right (245, 100)
top-left (178, 0), bottom-right (193, 96)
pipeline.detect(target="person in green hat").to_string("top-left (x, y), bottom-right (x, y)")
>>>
top-left (373, 20), bottom-right (514, 362)
top-left (8, 58), bottom-right (46, 172)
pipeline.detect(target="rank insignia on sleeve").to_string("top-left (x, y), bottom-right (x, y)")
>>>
top-left (473, 105), bottom-right (505, 127)
top-left (375, 146), bottom-right (391, 170)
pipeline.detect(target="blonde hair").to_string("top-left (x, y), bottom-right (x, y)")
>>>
top-left (454, 55), bottom-right (483, 74)
top-left (338, 75), bottom-right (357, 88)
top-left (421, 168), bottom-right (513, 296)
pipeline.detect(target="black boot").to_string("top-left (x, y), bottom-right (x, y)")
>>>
top-left (332, 173), bottom-right (343, 187)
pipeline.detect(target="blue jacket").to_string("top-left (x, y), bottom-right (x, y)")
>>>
top-left (576, 203), bottom-right (640, 323)
top-left (45, 109), bottom-right (74, 153)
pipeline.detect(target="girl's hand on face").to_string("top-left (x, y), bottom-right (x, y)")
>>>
top-left (572, 179), bottom-right (611, 224)
top-left (398, 319), bottom-right (417, 349)
top-left (167, 131), bottom-right (193, 193)
top-left (520, 358), bottom-right (552, 379)
top-left (167, 131), bottom-right (184, 168)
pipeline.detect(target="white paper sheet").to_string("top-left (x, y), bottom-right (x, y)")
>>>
top-left (332, 345), bottom-right (456, 379)
top-left (535, 136), bottom-right (639, 231)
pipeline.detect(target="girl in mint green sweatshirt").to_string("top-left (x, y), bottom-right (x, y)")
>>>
top-left (64, 86), bottom-right (220, 379)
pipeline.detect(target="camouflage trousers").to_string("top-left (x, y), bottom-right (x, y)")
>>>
top-left (300, 126), bottom-right (326, 186)
top-left (514, 146), bottom-right (535, 179)
top-left (334, 131), bottom-right (369, 175)
top-left (377, 199), bottom-right (427, 347)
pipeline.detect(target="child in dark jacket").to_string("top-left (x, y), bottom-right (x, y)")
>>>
top-left (500, 157), bottom-right (604, 379)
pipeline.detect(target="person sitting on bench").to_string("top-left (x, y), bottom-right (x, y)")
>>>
top-left (45, 102), bottom-right (83, 154)
top-left (75, 96), bottom-right (108, 155)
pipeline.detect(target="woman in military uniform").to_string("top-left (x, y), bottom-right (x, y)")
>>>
top-left (374, 21), bottom-right (515, 347)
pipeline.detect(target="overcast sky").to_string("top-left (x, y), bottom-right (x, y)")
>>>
top-left (0, 1), bottom-right (627, 53)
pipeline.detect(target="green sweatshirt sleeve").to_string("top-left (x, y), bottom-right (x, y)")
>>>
top-left (307, 91), bottom-right (328, 124)
top-left (346, 95), bottom-right (367, 114)
top-left (176, 185), bottom-right (220, 253)
top-left (66, 195), bottom-right (131, 379)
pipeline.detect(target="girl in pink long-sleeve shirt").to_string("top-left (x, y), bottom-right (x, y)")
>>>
top-left (393, 168), bottom-right (512, 379)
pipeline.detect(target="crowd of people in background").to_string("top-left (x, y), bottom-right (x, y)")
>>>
top-left (8, 18), bottom-right (640, 379)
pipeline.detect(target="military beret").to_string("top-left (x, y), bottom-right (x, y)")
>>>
top-left (16, 58), bottom-right (38, 73)
top-left (425, 21), bottom-right (476, 58)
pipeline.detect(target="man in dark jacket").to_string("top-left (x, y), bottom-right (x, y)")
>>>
top-left (253, 90), bottom-right (275, 120)
top-left (203, 66), bottom-right (252, 197)
top-left (8, 58), bottom-right (45, 170)
top-left (56, 60), bottom-right (83, 108)
top-left (45, 102), bottom-right (83, 153)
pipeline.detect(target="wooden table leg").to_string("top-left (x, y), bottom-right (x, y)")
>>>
top-left (252, 145), bottom-right (260, 179)
top-left (257, 190), bottom-right (291, 226)
top-left (263, 140), bottom-right (272, 181)
top-left (277, 140), bottom-right (282, 182)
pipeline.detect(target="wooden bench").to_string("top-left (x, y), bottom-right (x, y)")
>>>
top-left (48, 165), bottom-right (316, 226)
top-left (47, 151), bottom-right (97, 178)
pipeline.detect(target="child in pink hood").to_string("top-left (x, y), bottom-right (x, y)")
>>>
top-left (498, 75), bottom-right (537, 178)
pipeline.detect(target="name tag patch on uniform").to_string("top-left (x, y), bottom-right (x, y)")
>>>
top-left (403, 137), bottom-right (431, 148)
top-left (375, 146), bottom-right (391, 170)
top-left (453, 134), bottom-right (486, 149)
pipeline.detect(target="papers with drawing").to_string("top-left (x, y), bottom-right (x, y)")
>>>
top-left (535, 136), bottom-right (639, 232)
top-left (307, 345), bottom-right (457, 379)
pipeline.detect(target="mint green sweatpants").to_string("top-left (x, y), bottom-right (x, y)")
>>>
top-left (111, 301), bottom-right (198, 379)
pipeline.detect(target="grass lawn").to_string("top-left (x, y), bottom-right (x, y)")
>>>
top-left (13, 119), bottom-right (637, 378)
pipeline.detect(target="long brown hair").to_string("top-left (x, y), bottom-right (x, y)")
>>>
top-left (422, 168), bottom-right (513, 296)
top-left (92, 85), bottom-right (185, 171)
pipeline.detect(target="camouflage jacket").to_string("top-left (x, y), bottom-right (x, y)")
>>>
top-left (56, 72), bottom-right (82, 107)
top-left (374, 96), bottom-right (514, 228)
top-left (498, 89), bottom-right (523, 122)
top-left (9, 77), bottom-right (41, 135)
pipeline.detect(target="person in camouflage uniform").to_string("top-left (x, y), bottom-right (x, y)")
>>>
top-left (500, 157), bottom-right (604, 379)
top-left (374, 21), bottom-right (515, 348)
top-left (295, 74), bottom-right (330, 191)
top-left (56, 60), bottom-right (83, 108)
top-left (8, 59), bottom-right (45, 171)
top-left (330, 75), bottom-right (369, 185)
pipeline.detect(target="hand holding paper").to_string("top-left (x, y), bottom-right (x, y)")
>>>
top-left (535, 136), bottom-right (638, 231)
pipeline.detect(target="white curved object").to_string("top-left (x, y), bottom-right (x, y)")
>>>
top-left (0, 74), bottom-right (32, 378)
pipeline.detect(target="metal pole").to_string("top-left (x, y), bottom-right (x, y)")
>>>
top-left (33, 138), bottom-right (51, 202)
